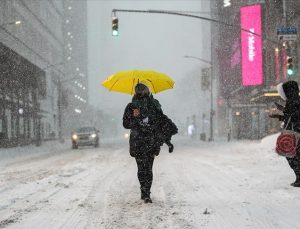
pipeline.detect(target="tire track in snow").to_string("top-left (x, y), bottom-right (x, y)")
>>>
top-left (155, 156), bottom-right (206, 229)
top-left (85, 151), bottom-right (187, 229)
top-left (84, 151), bottom-right (138, 228)
top-left (0, 148), bottom-right (113, 228)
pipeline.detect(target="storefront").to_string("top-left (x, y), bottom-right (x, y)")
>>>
top-left (213, 1), bottom-right (290, 139)
top-left (0, 42), bottom-right (45, 147)
top-left (230, 103), bottom-right (268, 140)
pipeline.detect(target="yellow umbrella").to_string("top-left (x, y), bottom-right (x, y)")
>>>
top-left (102, 70), bottom-right (174, 95)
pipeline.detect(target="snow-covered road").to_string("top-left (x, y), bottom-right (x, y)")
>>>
top-left (0, 135), bottom-right (300, 229)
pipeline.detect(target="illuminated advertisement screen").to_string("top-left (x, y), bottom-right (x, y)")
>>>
top-left (240, 4), bottom-right (263, 86)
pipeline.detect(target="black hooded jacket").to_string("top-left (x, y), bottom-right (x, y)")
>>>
top-left (277, 81), bottom-right (300, 170)
top-left (280, 81), bottom-right (300, 133)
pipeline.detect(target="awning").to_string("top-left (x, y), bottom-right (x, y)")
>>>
top-left (250, 91), bottom-right (285, 103)
top-left (251, 90), bottom-right (300, 103)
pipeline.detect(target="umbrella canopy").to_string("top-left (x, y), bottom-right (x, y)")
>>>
top-left (102, 70), bottom-right (174, 95)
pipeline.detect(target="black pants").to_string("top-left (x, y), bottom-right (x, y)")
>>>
top-left (287, 154), bottom-right (300, 174)
top-left (135, 155), bottom-right (155, 197)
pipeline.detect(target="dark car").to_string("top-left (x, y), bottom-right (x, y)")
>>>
top-left (71, 127), bottom-right (100, 149)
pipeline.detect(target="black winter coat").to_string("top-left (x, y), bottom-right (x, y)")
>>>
top-left (281, 81), bottom-right (300, 132)
top-left (278, 81), bottom-right (300, 171)
top-left (123, 95), bottom-right (177, 158)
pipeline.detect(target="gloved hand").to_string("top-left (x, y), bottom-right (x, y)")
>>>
top-left (269, 114), bottom-right (284, 120)
top-left (130, 152), bottom-right (136, 157)
top-left (274, 102), bottom-right (284, 111)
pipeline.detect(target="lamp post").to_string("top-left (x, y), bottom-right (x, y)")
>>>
top-left (184, 55), bottom-right (214, 141)
top-left (184, 55), bottom-right (211, 64)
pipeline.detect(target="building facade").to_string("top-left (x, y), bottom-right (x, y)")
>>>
top-left (62, 0), bottom-right (89, 136)
top-left (212, 0), bottom-right (300, 140)
top-left (0, 0), bottom-right (89, 147)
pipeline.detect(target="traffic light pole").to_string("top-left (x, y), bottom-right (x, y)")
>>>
top-left (112, 9), bottom-right (280, 45)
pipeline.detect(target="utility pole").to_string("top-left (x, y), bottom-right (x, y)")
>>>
top-left (57, 80), bottom-right (63, 143)
top-left (209, 67), bottom-right (214, 141)
top-left (283, 0), bottom-right (287, 26)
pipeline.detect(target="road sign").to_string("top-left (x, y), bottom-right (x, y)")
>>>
top-left (247, 0), bottom-right (265, 4)
top-left (277, 26), bottom-right (297, 35)
top-left (278, 34), bottom-right (298, 41)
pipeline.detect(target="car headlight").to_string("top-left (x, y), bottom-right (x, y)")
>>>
top-left (124, 133), bottom-right (129, 139)
top-left (72, 134), bottom-right (78, 140)
top-left (91, 133), bottom-right (97, 138)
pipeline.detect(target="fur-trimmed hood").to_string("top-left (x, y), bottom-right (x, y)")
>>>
top-left (277, 81), bottom-right (299, 101)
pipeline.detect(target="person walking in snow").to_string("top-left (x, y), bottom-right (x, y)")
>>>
top-left (269, 80), bottom-right (300, 187)
top-left (123, 83), bottom-right (177, 203)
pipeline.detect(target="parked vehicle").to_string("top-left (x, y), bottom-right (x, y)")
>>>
top-left (71, 127), bottom-right (99, 149)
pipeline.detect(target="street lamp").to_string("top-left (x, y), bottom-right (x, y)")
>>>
top-left (184, 55), bottom-right (212, 65)
top-left (184, 55), bottom-right (214, 141)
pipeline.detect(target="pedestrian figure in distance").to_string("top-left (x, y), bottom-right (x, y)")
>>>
top-left (188, 124), bottom-right (195, 138)
top-left (123, 83), bottom-right (177, 203)
top-left (269, 81), bottom-right (300, 187)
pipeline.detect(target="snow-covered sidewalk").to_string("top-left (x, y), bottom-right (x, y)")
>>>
top-left (0, 137), bottom-right (125, 165)
top-left (1, 134), bottom-right (299, 229)
top-left (0, 140), bottom-right (70, 165)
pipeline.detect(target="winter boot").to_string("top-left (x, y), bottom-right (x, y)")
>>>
top-left (141, 187), bottom-right (150, 200)
top-left (166, 141), bottom-right (174, 153)
top-left (291, 171), bottom-right (300, 187)
top-left (141, 187), bottom-right (152, 202)
top-left (144, 197), bottom-right (152, 203)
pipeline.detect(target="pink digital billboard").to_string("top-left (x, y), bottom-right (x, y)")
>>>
top-left (240, 4), bottom-right (263, 86)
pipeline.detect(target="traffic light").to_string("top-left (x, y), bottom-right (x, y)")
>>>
top-left (112, 17), bottom-right (119, 36)
top-left (287, 57), bottom-right (296, 77)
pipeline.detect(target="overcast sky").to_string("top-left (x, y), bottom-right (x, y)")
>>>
top-left (87, 0), bottom-right (211, 124)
